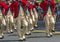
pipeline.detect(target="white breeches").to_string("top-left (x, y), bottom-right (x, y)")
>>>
top-left (6, 15), bottom-right (14, 23)
top-left (44, 15), bottom-right (55, 34)
top-left (29, 18), bottom-right (33, 24)
top-left (23, 19), bottom-right (28, 26)
top-left (2, 18), bottom-right (6, 26)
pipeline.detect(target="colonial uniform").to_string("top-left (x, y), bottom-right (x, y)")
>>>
top-left (49, 0), bottom-right (56, 32)
top-left (0, 7), bottom-right (4, 39)
top-left (24, 1), bottom-right (32, 35)
top-left (40, 0), bottom-right (56, 37)
top-left (0, 0), bottom-right (7, 39)
top-left (40, 0), bottom-right (48, 17)
top-left (6, 0), bottom-right (14, 33)
top-left (33, 1), bottom-right (39, 27)
top-left (28, 1), bottom-right (35, 31)
top-left (17, 0), bottom-right (27, 40)
top-left (11, 0), bottom-right (18, 30)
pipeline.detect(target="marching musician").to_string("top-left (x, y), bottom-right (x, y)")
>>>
top-left (40, 0), bottom-right (56, 37)
top-left (11, 0), bottom-right (18, 30)
top-left (17, 0), bottom-right (27, 40)
top-left (0, 0), bottom-right (7, 39)
top-left (33, 0), bottom-right (39, 27)
top-left (5, 0), bottom-right (14, 33)
top-left (28, 1), bottom-right (35, 31)
top-left (24, 0), bottom-right (32, 35)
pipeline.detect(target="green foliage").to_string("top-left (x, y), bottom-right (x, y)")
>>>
top-left (37, 0), bottom-right (42, 2)
top-left (37, 0), bottom-right (60, 2)
top-left (55, 0), bottom-right (60, 2)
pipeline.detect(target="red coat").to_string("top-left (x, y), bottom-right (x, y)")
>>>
top-left (5, 1), bottom-right (18, 18)
top-left (10, 1), bottom-right (18, 18)
top-left (16, 0), bottom-right (18, 1)
top-left (28, 2), bottom-right (33, 9)
top-left (40, 0), bottom-right (48, 17)
top-left (21, 0), bottom-right (27, 11)
top-left (28, 3), bottom-right (33, 12)
top-left (49, 0), bottom-right (56, 15)
top-left (21, 0), bottom-right (27, 6)
top-left (0, 1), bottom-right (8, 16)
top-left (5, 2), bottom-right (14, 16)
top-left (40, 0), bottom-right (56, 17)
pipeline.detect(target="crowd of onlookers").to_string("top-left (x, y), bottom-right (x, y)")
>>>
top-left (55, 2), bottom-right (60, 18)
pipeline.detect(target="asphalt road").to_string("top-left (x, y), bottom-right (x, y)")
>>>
top-left (0, 31), bottom-right (60, 42)
top-left (0, 19), bottom-right (60, 42)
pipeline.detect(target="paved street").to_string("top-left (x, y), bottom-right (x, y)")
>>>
top-left (0, 31), bottom-right (60, 42)
top-left (0, 19), bottom-right (60, 42)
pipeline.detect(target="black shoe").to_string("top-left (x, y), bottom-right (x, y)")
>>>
top-left (23, 38), bottom-right (26, 41)
top-left (52, 30), bottom-right (55, 32)
top-left (10, 31), bottom-right (13, 33)
top-left (0, 36), bottom-right (4, 39)
top-left (50, 35), bottom-right (53, 37)
top-left (25, 33), bottom-right (31, 35)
